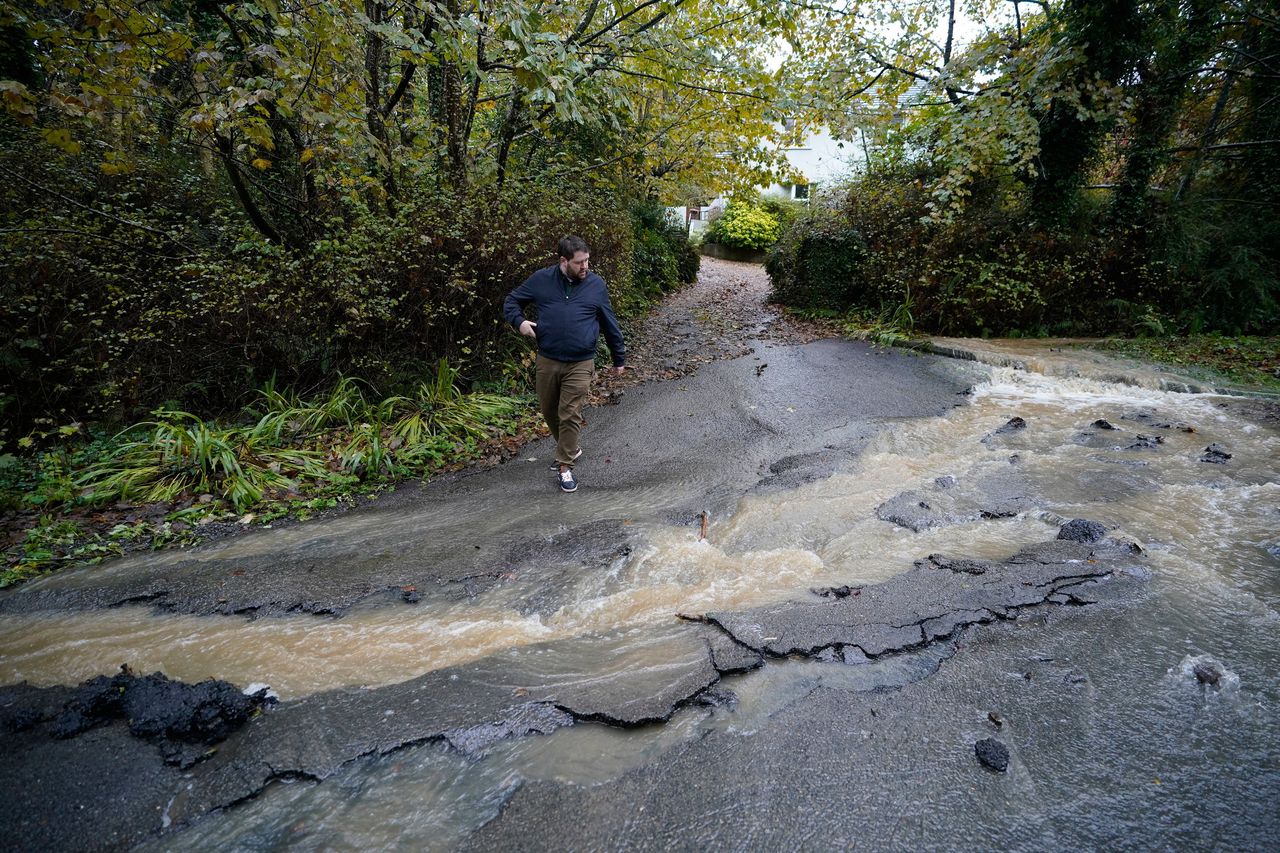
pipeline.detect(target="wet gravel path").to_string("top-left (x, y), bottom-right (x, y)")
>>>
top-left (593, 256), bottom-right (836, 402)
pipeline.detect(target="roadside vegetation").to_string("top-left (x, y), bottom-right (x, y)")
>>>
top-left (0, 363), bottom-right (543, 587)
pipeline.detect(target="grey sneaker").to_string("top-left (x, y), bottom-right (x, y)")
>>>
top-left (549, 448), bottom-right (583, 470)
top-left (558, 467), bottom-right (578, 492)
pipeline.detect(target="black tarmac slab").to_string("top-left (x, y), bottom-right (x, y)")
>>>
top-left (706, 540), bottom-right (1138, 658)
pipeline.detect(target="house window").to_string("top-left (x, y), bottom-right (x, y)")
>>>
top-left (689, 207), bottom-right (701, 221)
top-left (794, 183), bottom-right (810, 200)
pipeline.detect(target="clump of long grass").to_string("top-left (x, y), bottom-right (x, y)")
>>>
top-left (77, 411), bottom-right (328, 511)
top-left (75, 361), bottom-right (526, 512)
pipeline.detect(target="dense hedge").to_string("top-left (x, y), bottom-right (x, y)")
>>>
top-left (765, 168), bottom-right (1277, 337)
top-left (766, 213), bottom-right (866, 310)
top-left (630, 201), bottom-right (701, 301)
top-left (0, 141), bottom-right (695, 443)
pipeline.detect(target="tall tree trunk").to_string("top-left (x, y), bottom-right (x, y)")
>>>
top-left (1173, 65), bottom-right (1236, 204)
top-left (215, 133), bottom-right (290, 248)
top-left (364, 0), bottom-right (398, 208)
top-left (1027, 0), bottom-right (1146, 230)
top-left (427, 0), bottom-right (468, 188)
top-left (495, 91), bottom-right (525, 187)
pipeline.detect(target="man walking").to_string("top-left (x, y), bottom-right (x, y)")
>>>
top-left (503, 236), bottom-right (626, 492)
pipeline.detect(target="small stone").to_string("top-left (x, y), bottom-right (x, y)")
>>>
top-left (935, 475), bottom-right (957, 489)
top-left (975, 737), bottom-right (1010, 772)
top-left (995, 417), bottom-right (1027, 434)
top-left (1092, 419), bottom-right (1118, 430)
top-left (1193, 661), bottom-right (1223, 686)
top-left (981, 417), bottom-right (1027, 446)
top-left (1057, 519), bottom-right (1107, 544)
top-left (987, 711), bottom-right (1005, 729)
top-left (1199, 444), bottom-right (1232, 464)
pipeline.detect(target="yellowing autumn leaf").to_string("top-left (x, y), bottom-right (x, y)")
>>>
top-left (41, 127), bottom-right (82, 154)
top-left (251, 158), bottom-right (272, 170)
top-left (99, 150), bottom-right (135, 175)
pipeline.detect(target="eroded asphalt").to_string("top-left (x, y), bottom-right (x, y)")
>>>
top-left (3, 259), bottom-right (1267, 851)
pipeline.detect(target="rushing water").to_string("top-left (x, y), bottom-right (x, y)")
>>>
top-left (4, 359), bottom-right (1279, 848)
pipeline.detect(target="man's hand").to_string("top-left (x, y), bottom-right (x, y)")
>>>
top-left (611, 365), bottom-right (625, 376)
top-left (519, 320), bottom-right (537, 338)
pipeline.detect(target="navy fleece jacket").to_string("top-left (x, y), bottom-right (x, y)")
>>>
top-left (503, 265), bottom-right (626, 366)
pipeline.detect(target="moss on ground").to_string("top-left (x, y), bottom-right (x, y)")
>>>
top-left (1093, 336), bottom-right (1280, 392)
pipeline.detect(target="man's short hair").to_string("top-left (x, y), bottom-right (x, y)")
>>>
top-left (558, 236), bottom-right (590, 259)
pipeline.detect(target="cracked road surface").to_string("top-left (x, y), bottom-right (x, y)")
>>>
top-left (0, 535), bottom-right (1147, 850)
top-left (2, 260), bottom-right (1278, 851)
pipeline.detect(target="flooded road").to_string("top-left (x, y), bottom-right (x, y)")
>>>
top-left (126, 363), bottom-right (1279, 851)
top-left (2, 368), bottom-right (1275, 696)
top-left (1, 260), bottom-right (1277, 850)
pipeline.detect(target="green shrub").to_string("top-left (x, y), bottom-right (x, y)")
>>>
top-left (671, 231), bottom-right (701, 284)
top-left (707, 201), bottom-right (782, 250)
top-left (926, 253), bottom-right (1046, 335)
top-left (767, 212), bottom-right (868, 310)
top-left (629, 201), bottom-right (700, 300)
top-left (759, 196), bottom-right (808, 234)
top-left (72, 361), bottom-right (524, 512)
top-left (631, 225), bottom-right (680, 297)
top-left (764, 166), bottom-right (1220, 337)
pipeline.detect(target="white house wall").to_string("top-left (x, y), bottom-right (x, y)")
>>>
top-left (670, 127), bottom-right (858, 226)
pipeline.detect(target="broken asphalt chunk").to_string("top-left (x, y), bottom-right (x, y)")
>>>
top-left (705, 538), bottom-right (1125, 661)
top-left (1057, 519), bottom-right (1108, 544)
top-left (975, 737), bottom-right (1010, 772)
top-left (1199, 444), bottom-right (1232, 464)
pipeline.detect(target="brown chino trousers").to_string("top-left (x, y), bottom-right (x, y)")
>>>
top-left (535, 354), bottom-right (595, 468)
